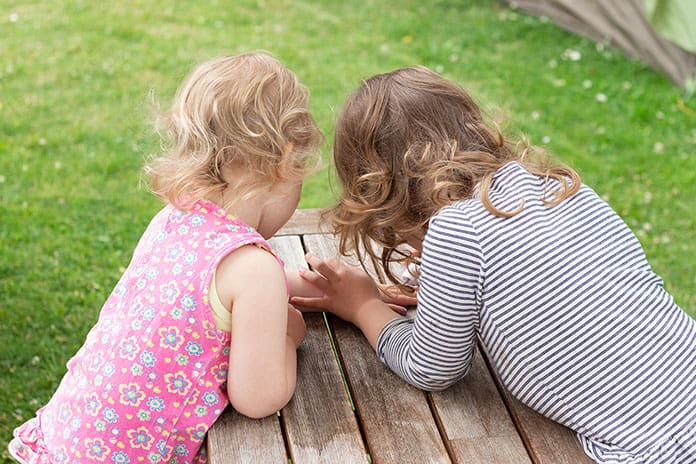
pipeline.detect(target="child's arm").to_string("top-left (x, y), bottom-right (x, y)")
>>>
top-left (285, 268), bottom-right (324, 299)
top-left (216, 245), bottom-right (305, 419)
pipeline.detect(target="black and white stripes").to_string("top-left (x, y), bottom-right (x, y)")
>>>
top-left (376, 162), bottom-right (696, 463)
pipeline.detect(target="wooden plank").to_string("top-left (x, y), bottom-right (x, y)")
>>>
top-left (303, 234), bottom-right (451, 464)
top-left (276, 208), bottom-right (331, 236)
top-left (477, 344), bottom-right (594, 464)
top-left (429, 347), bottom-right (532, 464)
top-left (206, 409), bottom-right (286, 464)
top-left (269, 236), bottom-right (369, 463)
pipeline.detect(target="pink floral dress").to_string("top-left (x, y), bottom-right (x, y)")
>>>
top-left (9, 199), bottom-right (282, 463)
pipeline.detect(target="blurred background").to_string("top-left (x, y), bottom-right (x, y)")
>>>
top-left (1, 1), bottom-right (694, 459)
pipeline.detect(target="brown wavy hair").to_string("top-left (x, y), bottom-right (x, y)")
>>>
top-left (145, 52), bottom-right (322, 210)
top-left (330, 66), bottom-right (580, 286)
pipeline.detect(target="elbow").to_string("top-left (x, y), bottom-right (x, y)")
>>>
top-left (408, 375), bottom-right (459, 392)
top-left (400, 364), bottom-right (471, 392)
top-left (231, 402), bottom-right (281, 420)
top-left (227, 384), bottom-right (293, 419)
top-left (229, 395), bottom-right (288, 419)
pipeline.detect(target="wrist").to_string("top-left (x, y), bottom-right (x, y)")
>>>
top-left (349, 297), bottom-right (382, 325)
top-left (350, 298), bottom-right (402, 350)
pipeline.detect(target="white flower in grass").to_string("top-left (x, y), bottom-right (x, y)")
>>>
top-left (0, 175), bottom-right (5, 184)
top-left (435, 65), bottom-right (444, 73)
top-left (623, 81), bottom-right (632, 90)
top-left (54, 161), bottom-right (62, 169)
top-left (552, 78), bottom-right (566, 87)
top-left (655, 111), bottom-right (665, 119)
top-left (653, 142), bottom-right (664, 154)
top-left (595, 93), bottom-right (608, 103)
top-left (548, 59), bottom-right (558, 68)
top-left (644, 191), bottom-right (653, 203)
top-left (39, 138), bottom-right (46, 145)
top-left (531, 111), bottom-right (540, 120)
top-left (9, 13), bottom-right (19, 22)
top-left (582, 80), bottom-right (592, 88)
top-left (562, 49), bottom-right (581, 61)
top-left (542, 135), bottom-right (551, 144)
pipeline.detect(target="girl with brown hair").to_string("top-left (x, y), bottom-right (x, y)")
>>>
top-left (294, 66), bottom-right (696, 463)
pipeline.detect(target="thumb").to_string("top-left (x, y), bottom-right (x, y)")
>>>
top-left (290, 296), bottom-right (328, 312)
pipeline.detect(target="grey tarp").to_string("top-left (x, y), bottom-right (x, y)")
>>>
top-left (501, 0), bottom-right (696, 87)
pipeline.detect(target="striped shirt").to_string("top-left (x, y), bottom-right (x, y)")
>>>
top-left (377, 162), bottom-right (696, 463)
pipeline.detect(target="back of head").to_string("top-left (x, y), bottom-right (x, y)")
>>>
top-left (331, 66), bottom-right (578, 284)
top-left (146, 52), bottom-right (322, 208)
top-left (331, 67), bottom-right (510, 263)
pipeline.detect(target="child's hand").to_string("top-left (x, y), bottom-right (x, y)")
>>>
top-left (291, 253), bottom-right (390, 323)
top-left (286, 304), bottom-right (307, 348)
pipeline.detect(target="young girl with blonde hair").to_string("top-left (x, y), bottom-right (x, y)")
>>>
top-left (9, 52), bottom-right (323, 463)
top-left (294, 66), bottom-right (696, 463)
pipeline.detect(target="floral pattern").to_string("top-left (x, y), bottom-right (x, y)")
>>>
top-left (9, 200), bottom-right (279, 464)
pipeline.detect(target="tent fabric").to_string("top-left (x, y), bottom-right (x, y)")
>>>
top-left (501, 0), bottom-right (696, 87)
top-left (643, 0), bottom-right (696, 53)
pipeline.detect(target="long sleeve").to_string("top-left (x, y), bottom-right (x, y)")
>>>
top-left (376, 210), bottom-right (484, 391)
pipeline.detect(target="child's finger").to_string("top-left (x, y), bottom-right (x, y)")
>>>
top-left (387, 294), bottom-right (418, 307)
top-left (298, 268), bottom-right (329, 290)
top-left (290, 296), bottom-right (328, 311)
top-left (304, 252), bottom-right (339, 279)
top-left (386, 304), bottom-right (408, 316)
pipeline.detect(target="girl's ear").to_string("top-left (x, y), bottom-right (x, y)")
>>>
top-left (273, 142), bottom-right (295, 180)
top-left (276, 142), bottom-right (322, 181)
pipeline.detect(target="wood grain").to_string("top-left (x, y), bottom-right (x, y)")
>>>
top-left (430, 347), bottom-right (531, 464)
top-left (270, 236), bottom-right (369, 463)
top-left (276, 208), bottom-right (331, 235)
top-left (206, 410), bottom-right (286, 464)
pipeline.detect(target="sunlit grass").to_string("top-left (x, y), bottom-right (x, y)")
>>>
top-left (1, 1), bottom-right (694, 459)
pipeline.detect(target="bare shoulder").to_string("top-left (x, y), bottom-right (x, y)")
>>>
top-left (216, 245), bottom-right (286, 307)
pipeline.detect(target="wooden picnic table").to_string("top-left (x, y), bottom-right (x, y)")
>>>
top-left (206, 209), bottom-right (593, 464)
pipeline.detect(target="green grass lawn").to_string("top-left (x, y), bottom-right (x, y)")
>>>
top-left (1, 0), bottom-right (694, 459)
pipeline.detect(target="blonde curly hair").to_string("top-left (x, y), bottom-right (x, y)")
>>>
top-left (145, 52), bottom-right (322, 209)
top-left (330, 66), bottom-right (580, 286)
